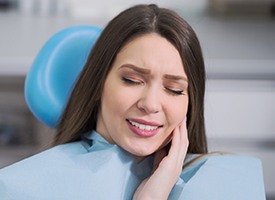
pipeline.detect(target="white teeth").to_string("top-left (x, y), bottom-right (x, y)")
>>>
top-left (128, 120), bottom-right (158, 131)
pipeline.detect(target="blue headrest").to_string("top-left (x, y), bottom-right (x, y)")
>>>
top-left (24, 25), bottom-right (102, 128)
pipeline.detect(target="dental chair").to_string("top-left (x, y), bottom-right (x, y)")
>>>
top-left (24, 25), bottom-right (102, 128)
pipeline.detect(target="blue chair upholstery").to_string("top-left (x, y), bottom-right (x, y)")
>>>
top-left (24, 26), bottom-right (102, 128)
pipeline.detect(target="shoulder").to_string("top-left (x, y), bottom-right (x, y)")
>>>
top-left (0, 141), bottom-right (90, 198)
top-left (177, 154), bottom-right (266, 200)
top-left (0, 141), bottom-right (87, 176)
top-left (184, 153), bottom-right (263, 174)
top-left (196, 153), bottom-right (263, 171)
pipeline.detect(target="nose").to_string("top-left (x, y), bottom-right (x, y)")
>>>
top-left (137, 86), bottom-right (162, 114)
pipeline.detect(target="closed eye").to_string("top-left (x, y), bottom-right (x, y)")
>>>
top-left (165, 87), bottom-right (184, 96)
top-left (122, 77), bottom-right (142, 85)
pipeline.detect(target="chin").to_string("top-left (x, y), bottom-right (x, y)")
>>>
top-left (122, 138), bottom-right (163, 157)
top-left (128, 146), bottom-right (157, 157)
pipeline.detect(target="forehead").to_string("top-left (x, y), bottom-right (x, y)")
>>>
top-left (114, 33), bottom-right (185, 74)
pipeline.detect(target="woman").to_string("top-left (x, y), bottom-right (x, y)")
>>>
top-left (0, 4), bottom-right (265, 200)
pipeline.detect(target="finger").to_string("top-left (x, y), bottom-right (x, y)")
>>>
top-left (169, 120), bottom-right (187, 156)
top-left (168, 125), bottom-right (181, 158)
top-left (178, 120), bottom-right (189, 159)
top-left (167, 120), bottom-right (188, 165)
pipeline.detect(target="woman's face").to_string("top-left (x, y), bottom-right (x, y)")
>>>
top-left (96, 33), bottom-right (188, 157)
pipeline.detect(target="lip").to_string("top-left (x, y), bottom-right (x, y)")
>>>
top-left (127, 118), bottom-right (162, 126)
top-left (126, 118), bottom-right (163, 138)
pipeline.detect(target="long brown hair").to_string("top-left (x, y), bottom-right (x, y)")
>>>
top-left (54, 4), bottom-right (207, 154)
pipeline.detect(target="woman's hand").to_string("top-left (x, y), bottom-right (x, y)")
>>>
top-left (133, 120), bottom-right (189, 200)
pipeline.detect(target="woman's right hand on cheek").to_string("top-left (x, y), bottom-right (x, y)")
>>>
top-left (133, 120), bottom-right (189, 200)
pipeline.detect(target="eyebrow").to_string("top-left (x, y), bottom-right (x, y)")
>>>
top-left (163, 74), bottom-right (188, 83)
top-left (119, 64), bottom-right (150, 74)
top-left (119, 64), bottom-right (188, 82)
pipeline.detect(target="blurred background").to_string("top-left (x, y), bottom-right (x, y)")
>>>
top-left (0, 0), bottom-right (274, 198)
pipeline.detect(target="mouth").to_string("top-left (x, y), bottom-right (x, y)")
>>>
top-left (126, 119), bottom-right (163, 137)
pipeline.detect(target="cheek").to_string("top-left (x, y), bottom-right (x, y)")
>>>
top-left (102, 82), bottom-right (136, 116)
top-left (166, 98), bottom-right (188, 127)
